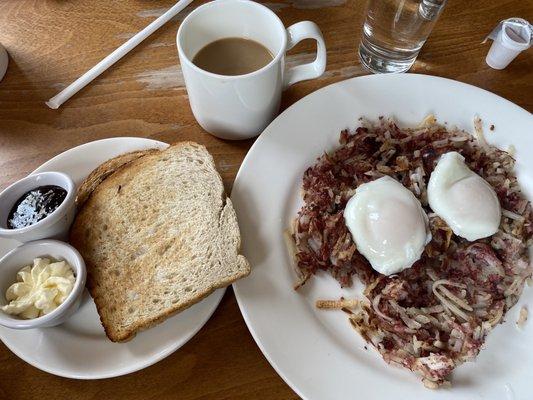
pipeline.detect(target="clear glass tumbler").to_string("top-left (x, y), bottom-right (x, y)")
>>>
top-left (359, 0), bottom-right (447, 73)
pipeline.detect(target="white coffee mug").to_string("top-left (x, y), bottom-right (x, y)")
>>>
top-left (177, 0), bottom-right (327, 140)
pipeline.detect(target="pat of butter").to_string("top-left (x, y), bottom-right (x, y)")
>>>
top-left (2, 258), bottom-right (75, 319)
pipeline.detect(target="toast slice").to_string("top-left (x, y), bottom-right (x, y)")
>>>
top-left (70, 142), bottom-right (250, 342)
top-left (76, 149), bottom-right (160, 208)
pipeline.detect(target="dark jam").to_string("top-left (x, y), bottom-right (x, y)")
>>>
top-left (7, 185), bottom-right (67, 229)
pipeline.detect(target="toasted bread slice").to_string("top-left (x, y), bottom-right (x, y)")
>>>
top-left (70, 142), bottom-right (250, 342)
top-left (76, 149), bottom-right (160, 208)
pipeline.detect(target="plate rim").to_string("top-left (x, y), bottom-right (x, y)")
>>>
top-left (0, 136), bottom-right (226, 379)
top-left (233, 73), bottom-right (531, 187)
top-left (231, 73), bottom-right (533, 399)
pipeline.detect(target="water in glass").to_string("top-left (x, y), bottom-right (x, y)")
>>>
top-left (359, 0), bottom-right (447, 73)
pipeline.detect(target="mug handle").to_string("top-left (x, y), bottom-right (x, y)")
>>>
top-left (283, 21), bottom-right (327, 90)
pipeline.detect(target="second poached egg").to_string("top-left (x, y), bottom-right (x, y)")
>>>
top-left (427, 151), bottom-right (501, 241)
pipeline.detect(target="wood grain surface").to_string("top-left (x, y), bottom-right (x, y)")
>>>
top-left (0, 1), bottom-right (531, 399)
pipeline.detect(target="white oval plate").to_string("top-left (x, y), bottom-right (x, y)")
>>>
top-left (232, 74), bottom-right (533, 400)
top-left (0, 137), bottom-right (225, 379)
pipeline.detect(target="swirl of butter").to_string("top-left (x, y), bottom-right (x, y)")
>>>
top-left (2, 258), bottom-right (75, 319)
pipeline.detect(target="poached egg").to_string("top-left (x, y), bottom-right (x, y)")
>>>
top-left (427, 151), bottom-right (501, 241)
top-left (344, 176), bottom-right (431, 276)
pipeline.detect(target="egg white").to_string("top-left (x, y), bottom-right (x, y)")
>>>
top-left (344, 176), bottom-right (432, 276)
top-left (427, 151), bottom-right (501, 241)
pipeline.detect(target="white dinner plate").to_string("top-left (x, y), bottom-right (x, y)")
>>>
top-left (232, 74), bottom-right (533, 400)
top-left (0, 137), bottom-right (225, 379)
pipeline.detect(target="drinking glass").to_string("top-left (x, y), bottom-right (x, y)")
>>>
top-left (359, 0), bottom-right (447, 73)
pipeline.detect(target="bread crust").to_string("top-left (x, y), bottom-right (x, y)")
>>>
top-left (76, 149), bottom-right (160, 208)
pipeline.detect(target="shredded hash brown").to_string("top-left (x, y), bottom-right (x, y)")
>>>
top-left (291, 117), bottom-right (532, 386)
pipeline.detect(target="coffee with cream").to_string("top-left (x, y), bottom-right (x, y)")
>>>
top-left (192, 38), bottom-right (273, 76)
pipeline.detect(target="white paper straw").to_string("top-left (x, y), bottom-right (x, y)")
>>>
top-left (46, 0), bottom-right (195, 109)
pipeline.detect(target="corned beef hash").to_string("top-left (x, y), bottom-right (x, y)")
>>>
top-left (289, 117), bottom-right (532, 388)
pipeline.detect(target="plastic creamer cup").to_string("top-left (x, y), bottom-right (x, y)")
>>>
top-left (485, 18), bottom-right (532, 70)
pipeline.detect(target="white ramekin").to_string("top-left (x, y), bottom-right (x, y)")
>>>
top-left (0, 240), bottom-right (86, 329)
top-left (0, 171), bottom-right (76, 242)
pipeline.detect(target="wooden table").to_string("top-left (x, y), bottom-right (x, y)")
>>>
top-left (0, 1), bottom-right (531, 399)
